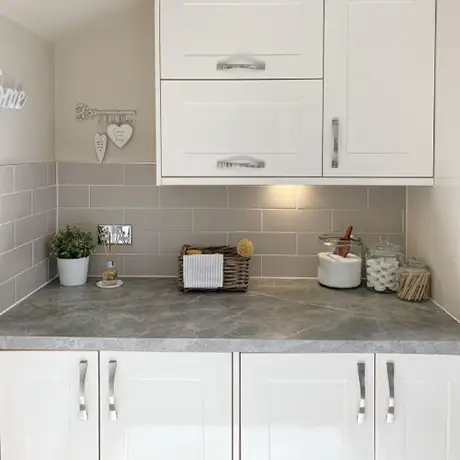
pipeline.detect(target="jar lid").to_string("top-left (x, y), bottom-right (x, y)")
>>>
top-left (402, 257), bottom-right (429, 274)
top-left (369, 238), bottom-right (403, 257)
top-left (318, 234), bottom-right (363, 247)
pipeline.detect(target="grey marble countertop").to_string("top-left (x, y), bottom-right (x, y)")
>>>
top-left (0, 278), bottom-right (459, 353)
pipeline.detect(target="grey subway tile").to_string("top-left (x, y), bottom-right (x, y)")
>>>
top-left (228, 233), bottom-right (296, 255)
top-left (58, 163), bottom-right (124, 185)
top-left (59, 186), bottom-right (89, 208)
top-left (368, 186), bottom-right (406, 210)
top-left (263, 210), bottom-right (331, 232)
top-left (0, 244), bottom-right (33, 284)
top-left (159, 186), bottom-right (227, 209)
top-left (159, 232), bottom-right (227, 254)
top-left (33, 186), bottom-right (57, 214)
top-left (0, 166), bottom-right (13, 195)
top-left (194, 210), bottom-right (261, 231)
top-left (297, 186), bottom-right (368, 209)
top-left (15, 260), bottom-right (48, 301)
top-left (297, 233), bottom-right (325, 256)
top-left (125, 164), bottom-right (157, 185)
top-left (33, 235), bottom-right (51, 264)
top-left (47, 210), bottom-right (57, 235)
top-left (49, 257), bottom-right (58, 279)
top-left (15, 164), bottom-right (47, 191)
top-left (333, 209), bottom-right (404, 234)
top-left (0, 191), bottom-right (32, 224)
top-left (228, 186), bottom-right (297, 209)
top-left (90, 186), bottom-right (158, 208)
top-left (126, 209), bottom-right (193, 231)
top-left (0, 223), bottom-right (14, 254)
top-left (123, 255), bottom-right (178, 277)
top-left (59, 208), bottom-right (124, 233)
top-left (249, 256), bottom-right (262, 277)
top-left (15, 213), bottom-right (48, 247)
top-left (0, 279), bottom-right (15, 314)
top-left (47, 163), bottom-right (56, 186)
top-left (262, 256), bottom-right (318, 278)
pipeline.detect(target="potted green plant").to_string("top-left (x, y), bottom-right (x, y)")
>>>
top-left (49, 226), bottom-right (95, 286)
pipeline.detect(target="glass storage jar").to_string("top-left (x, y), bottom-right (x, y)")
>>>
top-left (366, 240), bottom-right (403, 293)
top-left (397, 258), bottom-right (430, 302)
top-left (317, 234), bottom-right (363, 289)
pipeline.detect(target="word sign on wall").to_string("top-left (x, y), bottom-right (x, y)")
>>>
top-left (0, 83), bottom-right (27, 110)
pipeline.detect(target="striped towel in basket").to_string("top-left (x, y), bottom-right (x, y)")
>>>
top-left (183, 254), bottom-right (224, 289)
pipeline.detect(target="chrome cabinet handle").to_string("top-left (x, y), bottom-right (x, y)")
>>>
top-left (357, 362), bottom-right (366, 424)
top-left (217, 60), bottom-right (266, 71)
top-left (109, 360), bottom-right (118, 421)
top-left (332, 118), bottom-right (339, 168)
top-left (217, 156), bottom-right (265, 169)
top-left (79, 360), bottom-right (88, 421)
top-left (386, 362), bottom-right (395, 423)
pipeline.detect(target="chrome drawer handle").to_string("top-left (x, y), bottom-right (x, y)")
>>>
top-left (79, 360), bottom-right (88, 421)
top-left (217, 156), bottom-right (265, 169)
top-left (217, 60), bottom-right (266, 71)
top-left (332, 118), bottom-right (339, 168)
top-left (109, 360), bottom-right (118, 421)
top-left (386, 362), bottom-right (395, 423)
top-left (357, 362), bottom-right (366, 424)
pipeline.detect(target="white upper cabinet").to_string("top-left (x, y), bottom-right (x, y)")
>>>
top-left (241, 354), bottom-right (374, 460)
top-left (323, 0), bottom-right (436, 178)
top-left (0, 352), bottom-right (99, 460)
top-left (160, 0), bottom-right (324, 80)
top-left (376, 355), bottom-right (460, 460)
top-left (100, 352), bottom-right (232, 460)
top-left (161, 80), bottom-right (323, 178)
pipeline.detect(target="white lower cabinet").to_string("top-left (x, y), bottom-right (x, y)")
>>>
top-left (99, 352), bottom-right (232, 460)
top-left (241, 353), bottom-right (375, 460)
top-left (376, 354), bottom-right (460, 460)
top-left (1, 351), bottom-right (460, 460)
top-left (0, 351), bottom-right (99, 460)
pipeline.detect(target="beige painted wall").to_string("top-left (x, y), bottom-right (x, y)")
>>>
top-left (55, 0), bottom-right (155, 163)
top-left (407, 0), bottom-right (460, 318)
top-left (0, 15), bottom-right (54, 165)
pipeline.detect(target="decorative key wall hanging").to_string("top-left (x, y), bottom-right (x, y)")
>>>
top-left (75, 103), bottom-right (136, 163)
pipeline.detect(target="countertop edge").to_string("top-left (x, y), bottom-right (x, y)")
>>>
top-left (1, 336), bottom-right (460, 354)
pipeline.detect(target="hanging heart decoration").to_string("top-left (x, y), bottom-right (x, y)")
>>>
top-left (107, 124), bottom-right (134, 149)
top-left (94, 132), bottom-right (108, 163)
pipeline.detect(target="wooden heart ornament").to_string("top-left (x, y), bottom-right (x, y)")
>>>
top-left (94, 132), bottom-right (108, 163)
top-left (107, 124), bottom-right (134, 149)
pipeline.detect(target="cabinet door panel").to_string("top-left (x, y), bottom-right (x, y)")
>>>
top-left (241, 354), bottom-right (374, 460)
top-left (100, 352), bottom-right (232, 460)
top-left (160, 0), bottom-right (323, 79)
top-left (161, 80), bottom-right (323, 178)
top-left (0, 351), bottom-right (98, 460)
top-left (376, 354), bottom-right (460, 460)
top-left (323, 0), bottom-right (435, 177)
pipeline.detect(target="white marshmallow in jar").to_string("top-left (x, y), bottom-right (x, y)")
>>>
top-left (366, 239), bottom-right (403, 293)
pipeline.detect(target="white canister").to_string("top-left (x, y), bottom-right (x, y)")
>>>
top-left (317, 252), bottom-right (363, 289)
top-left (57, 257), bottom-right (90, 286)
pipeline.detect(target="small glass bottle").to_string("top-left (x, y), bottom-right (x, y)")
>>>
top-left (366, 239), bottom-right (403, 293)
top-left (102, 260), bottom-right (118, 287)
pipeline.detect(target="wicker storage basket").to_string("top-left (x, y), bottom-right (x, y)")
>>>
top-left (179, 245), bottom-right (251, 292)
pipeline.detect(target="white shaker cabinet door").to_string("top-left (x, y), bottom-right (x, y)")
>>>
top-left (241, 354), bottom-right (374, 460)
top-left (376, 354), bottom-right (460, 460)
top-left (160, 0), bottom-right (323, 79)
top-left (323, 0), bottom-right (435, 177)
top-left (100, 352), bottom-right (232, 460)
top-left (161, 80), bottom-right (323, 178)
top-left (0, 351), bottom-right (99, 460)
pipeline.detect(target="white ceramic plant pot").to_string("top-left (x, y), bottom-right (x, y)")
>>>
top-left (57, 257), bottom-right (90, 287)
